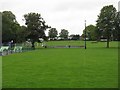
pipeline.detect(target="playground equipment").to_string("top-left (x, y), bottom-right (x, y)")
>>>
top-left (0, 45), bottom-right (23, 56)
top-left (13, 46), bottom-right (23, 53)
top-left (0, 46), bottom-right (9, 56)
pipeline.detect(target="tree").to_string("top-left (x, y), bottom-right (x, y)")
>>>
top-left (0, 12), bottom-right (2, 45)
top-left (82, 25), bottom-right (97, 41)
top-left (59, 29), bottom-right (69, 40)
top-left (2, 11), bottom-right (21, 43)
top-left (16, 26), bottom-right (28, 43)
top-left (48, 28), bottom-right (58, 40)
top-left (96, 5), bottom-right (117, 48)
top-left (24, 12), bottom-right (50, 49)
top-left (114, 11), bottom-right (120, 41)
top-left (69, 34), bottom-right (80, 40)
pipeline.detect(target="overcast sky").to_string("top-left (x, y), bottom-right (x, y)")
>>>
top-left (0, 0), bottom-right (119, 35)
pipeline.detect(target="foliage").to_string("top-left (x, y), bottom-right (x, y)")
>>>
top-left (114, 11), bottom-right (120, 41)
top-left (16, 26), bottom-right (28, 43)
top-left (2, 11), bottom-right (21, 43)
top-left (59, 29), bottom-right (69, 40)
top-left (96, 5), bottom-right (117, 48)
top-left (48, 28), bottom-right (58, 40)
top-left (24, 12), bottom-right (50, 49)
top-left (69, 34), bottom-right (80, 40)
top-left (82, 25), bottom-right (97, 40)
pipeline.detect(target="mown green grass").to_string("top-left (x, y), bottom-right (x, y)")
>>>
top-left (0, 56), bottom-right (2, 89)
top-left (2, 41), bottom-right (118, 88)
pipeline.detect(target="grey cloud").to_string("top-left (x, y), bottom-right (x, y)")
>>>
top-left (118, 1), bottom-right (120, 11)
top-left (53, 0), bottom-right (102, 12)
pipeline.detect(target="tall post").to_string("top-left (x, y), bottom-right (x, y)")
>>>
top-left (0, 12), bottom-right (2, 89)
top-left (85, 20), bottom-right (87, 49)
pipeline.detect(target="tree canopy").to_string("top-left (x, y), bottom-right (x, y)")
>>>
top-left (59, 29), bottom-right (69, 40)
top-left (2, 11), bottom-right (21, 43)
top-left (48, 28), bottom-right (58, 40)
top-left (96, 5), bottom-right (117, 48)
top-left (82, 25), bottom-right (97, 40)
top-left (24, 12), bottom-right (50, 48)
top-left (114, 11), bottom-right (120, 41)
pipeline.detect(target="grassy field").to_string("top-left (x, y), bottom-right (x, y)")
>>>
top-left (2, 41), bottom-right (118, 88)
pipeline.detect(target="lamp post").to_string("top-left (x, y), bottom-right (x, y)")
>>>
top-left (85, 20), bottom-right (87, 49)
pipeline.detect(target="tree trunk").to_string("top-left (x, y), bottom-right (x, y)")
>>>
top-left (31, 41), bottom-right (35, 50)
top-left (107, 35), bottom-right (109, 48)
